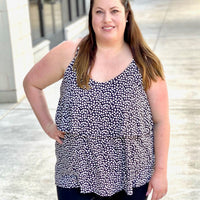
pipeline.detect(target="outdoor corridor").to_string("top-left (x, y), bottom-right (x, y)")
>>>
top-left (0, 0), bottom-right (200, 199)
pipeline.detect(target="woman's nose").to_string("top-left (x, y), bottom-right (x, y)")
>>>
top-left (104, 12), bottom-right (112, 23)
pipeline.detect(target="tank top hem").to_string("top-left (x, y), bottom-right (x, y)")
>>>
top-left (55, 179), bottom-right (151, 197)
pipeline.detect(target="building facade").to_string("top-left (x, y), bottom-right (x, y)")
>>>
top-left (0, 0), bottom-right (89, 103)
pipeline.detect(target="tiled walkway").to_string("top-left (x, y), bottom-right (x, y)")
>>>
top-left (0, 0), bottom-right (200, 199)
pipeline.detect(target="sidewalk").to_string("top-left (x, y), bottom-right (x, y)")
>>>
top-left (0, 0), bottom-right (200, 199)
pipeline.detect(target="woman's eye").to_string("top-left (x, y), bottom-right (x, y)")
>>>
top-left (112, 10), bottom-right (119, 14)
top-left (96, 10), bottom-right (103, 14)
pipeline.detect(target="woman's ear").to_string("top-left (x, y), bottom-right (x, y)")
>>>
top-left (125, 11), bottom-right (129, 21)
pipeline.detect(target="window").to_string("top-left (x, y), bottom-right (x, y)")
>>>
top-left (76, 0), bottom-right (86, 17)
top-left (29, 0), bottom-right (86, 46)
top-left (29, 0), bottom-right (42, 44)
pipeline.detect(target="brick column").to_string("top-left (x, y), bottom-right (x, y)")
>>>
top-left (0, 0), bottom-right (34, 103)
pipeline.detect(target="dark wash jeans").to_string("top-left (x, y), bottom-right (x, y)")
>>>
top-left (57, 183), bottom-right (148, 200)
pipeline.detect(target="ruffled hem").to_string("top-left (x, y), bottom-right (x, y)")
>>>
top-left (55, 133), bottom-right (155, 197)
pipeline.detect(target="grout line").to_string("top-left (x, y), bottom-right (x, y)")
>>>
top-left (0, 103), bottom-right (18, 120)
top-left (0, 97), bottom-right (26, 120)
top-left (153, 0), bottom-right (172, 51)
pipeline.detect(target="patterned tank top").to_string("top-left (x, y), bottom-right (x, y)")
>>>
top-left (55, 52), bottom-right (155, 196)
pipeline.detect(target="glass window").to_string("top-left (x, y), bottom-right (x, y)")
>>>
top-left (53, 0), bottom-right (62, 32)
top-left (69, 0), bottom-right (77, 21)
top-left (61, 0), bottom-right (70, 27)
top-left (29, 0), bottom-right (41, 43)
top-left (43, 0), bottom-right (54, 36)
top-left (77, 0), bottom-right (85, 16)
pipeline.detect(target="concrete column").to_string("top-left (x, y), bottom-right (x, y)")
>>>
top-left (0, 0), bottom-right (34, 103)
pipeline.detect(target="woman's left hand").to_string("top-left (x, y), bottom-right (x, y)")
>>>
top-left (146, 169), bottom-right (168, 200)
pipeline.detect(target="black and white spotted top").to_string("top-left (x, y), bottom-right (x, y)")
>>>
top-left (55, 53), bottom-right (155, 197)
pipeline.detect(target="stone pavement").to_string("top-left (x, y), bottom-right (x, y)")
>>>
top-left (0, 0), bottom-right (200, 199)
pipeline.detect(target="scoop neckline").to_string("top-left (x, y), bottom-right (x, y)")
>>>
top-left (89, 59), bottom-right (135, 85)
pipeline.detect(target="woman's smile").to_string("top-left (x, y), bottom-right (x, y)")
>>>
top-left (102, 26), bottom-right (115, 31)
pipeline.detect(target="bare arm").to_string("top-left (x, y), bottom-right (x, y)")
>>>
top-left (146, 78), bottom-right (170, 200)
top-left (23, 41), bottom-right (78, 144)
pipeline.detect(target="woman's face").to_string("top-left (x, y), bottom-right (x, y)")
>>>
top-left (92, 0), bottom-right (128, 44)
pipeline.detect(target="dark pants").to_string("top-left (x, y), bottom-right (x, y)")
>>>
top-left (57, 183), bottom-right (148, 200)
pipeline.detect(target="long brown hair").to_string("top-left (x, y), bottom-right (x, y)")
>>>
top-left (73, 0), bottom-right (164, 90)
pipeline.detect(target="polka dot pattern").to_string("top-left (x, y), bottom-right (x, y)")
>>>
top-left (55, 56), bottom-right (155, 196)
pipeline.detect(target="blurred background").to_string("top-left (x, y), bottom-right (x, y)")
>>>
top-left (0, 0), bottom-right (200, 199)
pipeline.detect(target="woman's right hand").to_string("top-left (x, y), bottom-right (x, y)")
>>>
top-left (45, 123), bottom-right (66, 144)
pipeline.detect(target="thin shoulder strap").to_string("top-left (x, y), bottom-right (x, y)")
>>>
top-left (74, 47), bottom-right (80, 58)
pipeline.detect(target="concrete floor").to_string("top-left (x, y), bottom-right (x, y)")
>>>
top-left (0, 0), bottom-right (200, 199)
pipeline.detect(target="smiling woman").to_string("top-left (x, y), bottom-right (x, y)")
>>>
top-left (23, 0), bottom-right (170, 200)
top-left (91, 0), bottom-right (128, 44)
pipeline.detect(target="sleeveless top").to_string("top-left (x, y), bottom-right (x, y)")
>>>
top-left (55, 52), bottom-right (155, 197)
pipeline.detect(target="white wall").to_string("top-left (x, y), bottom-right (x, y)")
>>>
top-left (0, 0), bottom-right (34, 103)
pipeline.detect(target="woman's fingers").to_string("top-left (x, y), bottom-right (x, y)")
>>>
top-left (146, 182), bottom-right (153, 197)
top-left (150, 182), bottom-right (167, 200)
top-left (55, 131), bottom-right (66, 144)
top-left (151, 191), bottom-right (167, 200)
top-left (55, 135), bottom-right (63, 144)
top-left (45, 123), bottom-right (66, 144)
top-left (57, 131), bottom-right (66, 139)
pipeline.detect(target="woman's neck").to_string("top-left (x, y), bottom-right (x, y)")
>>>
top-left (96, 40), bottom-right (127, 58)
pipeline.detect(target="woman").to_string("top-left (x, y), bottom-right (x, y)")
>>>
top-left (23, 0), bottom-right (170, 199)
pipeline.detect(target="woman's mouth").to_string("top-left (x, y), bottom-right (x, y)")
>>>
top-left (102, 26), bottom-right (115, 30)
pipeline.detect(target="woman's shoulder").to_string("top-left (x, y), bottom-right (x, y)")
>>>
top-left (59, 39), bottom-right (82, 52)
top-left (53, 38), bottom-right (82, 71)
top-left (58, 39), bottom-right (82, 61)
